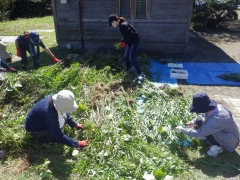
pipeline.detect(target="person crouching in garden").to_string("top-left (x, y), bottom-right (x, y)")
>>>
top-left (24, 90), bottom-right (88, 148)
top-left (15, 31), bottom-right (61, 71)
top-left (175, 92), bottom-right (240, 157)
top-left (0, 41), bottom-right (17, 73)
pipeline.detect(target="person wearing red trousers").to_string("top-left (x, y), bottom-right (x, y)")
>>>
top-left (15, 31), bottom-right (61, 71)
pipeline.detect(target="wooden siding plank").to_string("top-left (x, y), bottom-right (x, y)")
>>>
top-left (55, 2), bottom-right (79, 18)
top-left (135, 22), bottom-right (186, 43)
top-left (82, 18), bottom-right (188, 23)
top-left (184, 0), bottom-right (194, 43)
top-left (83, 22), bottom-right (121, 41)
top-left (151, 0), bottom-right (190, 19)
top-left (82, 0), bottom-right (116, 18)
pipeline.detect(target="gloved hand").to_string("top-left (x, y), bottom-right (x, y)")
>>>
top-left (175, 126), bottom-right (183, 133)
top-left (75, 123), bottom-right (84, 130)
top-left (186, 121), bottom-right (194, 128)
top-left (9, 68), bottom-right (18, 73)
top-left (78, 140), bottom-right (88, 147)
top-left (52, 56), bottom-right (61, 63)
top-left (16, 48), bottom-right (21, 57)
top-left (120, 42), bottom-right (126, 48)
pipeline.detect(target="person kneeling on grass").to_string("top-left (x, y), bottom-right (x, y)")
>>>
top-left (24, 90), bottom-right (88, 148)
top-left (175, 92), bottom-right (240, 157)
top-left (0, 41), bottom-right (17, 73)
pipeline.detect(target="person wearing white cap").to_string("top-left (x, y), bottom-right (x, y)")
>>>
top-left (24, 90), bottom-right (88, 147)
top-left (0, 41), bottom-right (17, 73)
top-left (15, 31), bottom-right (61, 71)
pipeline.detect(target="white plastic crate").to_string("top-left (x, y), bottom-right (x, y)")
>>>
top-left (170, 69), bottom-right (188, 79)
top-left (167, 63), bottom-right (183, 68)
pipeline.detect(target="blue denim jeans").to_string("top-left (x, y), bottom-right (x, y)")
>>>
top-left (124, 41), bottom-right (142, 75)
top-left (20, 47), bottom-right (40, 70)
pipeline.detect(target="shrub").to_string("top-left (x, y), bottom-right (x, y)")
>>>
top-left (10, 0), bottom-right (52, 19)
top-left (0, 0), bottom-right (16, 21)
top-left (192, 0), bottom-right (238, 29)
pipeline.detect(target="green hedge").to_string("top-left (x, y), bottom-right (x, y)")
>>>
top-left (192, 0), bottom-right (238, 29)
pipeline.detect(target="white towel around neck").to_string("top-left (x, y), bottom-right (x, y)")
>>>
top-left (57, 111), bottom-right (67, 128)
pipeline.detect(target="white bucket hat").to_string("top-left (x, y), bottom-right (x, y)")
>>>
top-left (0, 42), bottom-right (11, 59)
top-left (52, 90), bottom-right (78, 113)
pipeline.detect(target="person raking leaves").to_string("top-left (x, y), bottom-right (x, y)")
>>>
top-left (175, 92), bottom-right (240, 157)
top-left (15, 31), bottom-right (61, 71)
top-left (0, 41), bottom-right (17, 73)
top-left (24, 90), bottom-right (88, 147)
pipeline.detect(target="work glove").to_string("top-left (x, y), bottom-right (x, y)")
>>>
top-left (75, 123), bottom-right (84, 130)
top-left (175, 126), bottom-right (183, 133)
top-left (78, 140), bottom-right (88, 147)
top-left (186, 121), bottom-right (194, 128)
top-left (120, 42), bottom-right (126, 48)
top-left (9, 68), bottom-right (18, 73)
top-left (52, 56), bottom-right (61, 63)
top-left (16, 48), bottom-right (21, 57)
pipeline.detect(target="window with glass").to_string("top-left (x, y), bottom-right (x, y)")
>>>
top-left (120, 0), bottom-right (131, 18)
top-left (136, 0), bottom-right (147, 18)
top-left (119, 0), bottom-right (147, 19)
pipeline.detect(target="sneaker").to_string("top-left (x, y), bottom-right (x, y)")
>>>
top-left (136, 73), bottom-right (145, 84)
top-left (207, 145), bottom-right (223, 157)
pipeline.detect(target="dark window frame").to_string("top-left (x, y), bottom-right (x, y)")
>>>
top-left (135, 0), bottom-right (147, 19)
top-left (119, 0), bottom-right (131, 18)
top-left (118, 0), bottom-right (149, 19)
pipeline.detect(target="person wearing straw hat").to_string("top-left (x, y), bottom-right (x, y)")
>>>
top-left (15, 31), bottom-right (61, 71)
top-left (175, 92), bottom-right (240, 157)
top-left (24, 90), bottom-right (88, 147)
top-left (0, 41), bottom-right (17, 73)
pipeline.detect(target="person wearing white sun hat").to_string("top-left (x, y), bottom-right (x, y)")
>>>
top-left (175, 92), bottom-right (240, 157)
top-left (24, 90), bottom-right (88, 147)
top-left (0, 41), bottom-right (17, 73)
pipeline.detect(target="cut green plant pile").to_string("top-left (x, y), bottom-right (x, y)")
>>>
top-left (0, 53), bottom-right (202, 179)
top-left (218, 73), bottom-right (240, 82)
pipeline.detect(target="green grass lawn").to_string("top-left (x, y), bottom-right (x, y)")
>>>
top-left (0, 16), bottom-right (239, 180)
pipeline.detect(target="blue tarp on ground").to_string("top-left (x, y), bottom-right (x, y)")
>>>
top-left (149, 61), bottom-right (240, 86)
top-left (150, 60), bottom-right (178, 88)
top-left (181, 62), bottom-right (240, 86)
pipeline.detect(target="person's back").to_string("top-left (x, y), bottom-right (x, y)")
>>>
top-left (206, 104), bottom-right (240, 152)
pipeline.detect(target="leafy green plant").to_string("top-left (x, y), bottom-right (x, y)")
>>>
top-left (218, 72), bottom-right (240, 82)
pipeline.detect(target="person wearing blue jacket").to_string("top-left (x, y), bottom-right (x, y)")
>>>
top-left (15, 31), bottom-right (61, 71)
top-left (25, 90), bottom-right (88, 147)
top-left (108, 14), bottom-right (144, 81)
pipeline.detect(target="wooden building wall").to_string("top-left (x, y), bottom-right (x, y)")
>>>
top-left (51, 0), bottom-right (193, 52)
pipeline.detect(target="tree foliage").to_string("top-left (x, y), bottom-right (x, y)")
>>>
top-left (192, 0), bottom-right (238, 29)
top-left (0, 0), bottom-right (16, 21)
top-left (10, 0), bottom-right (52, 19)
